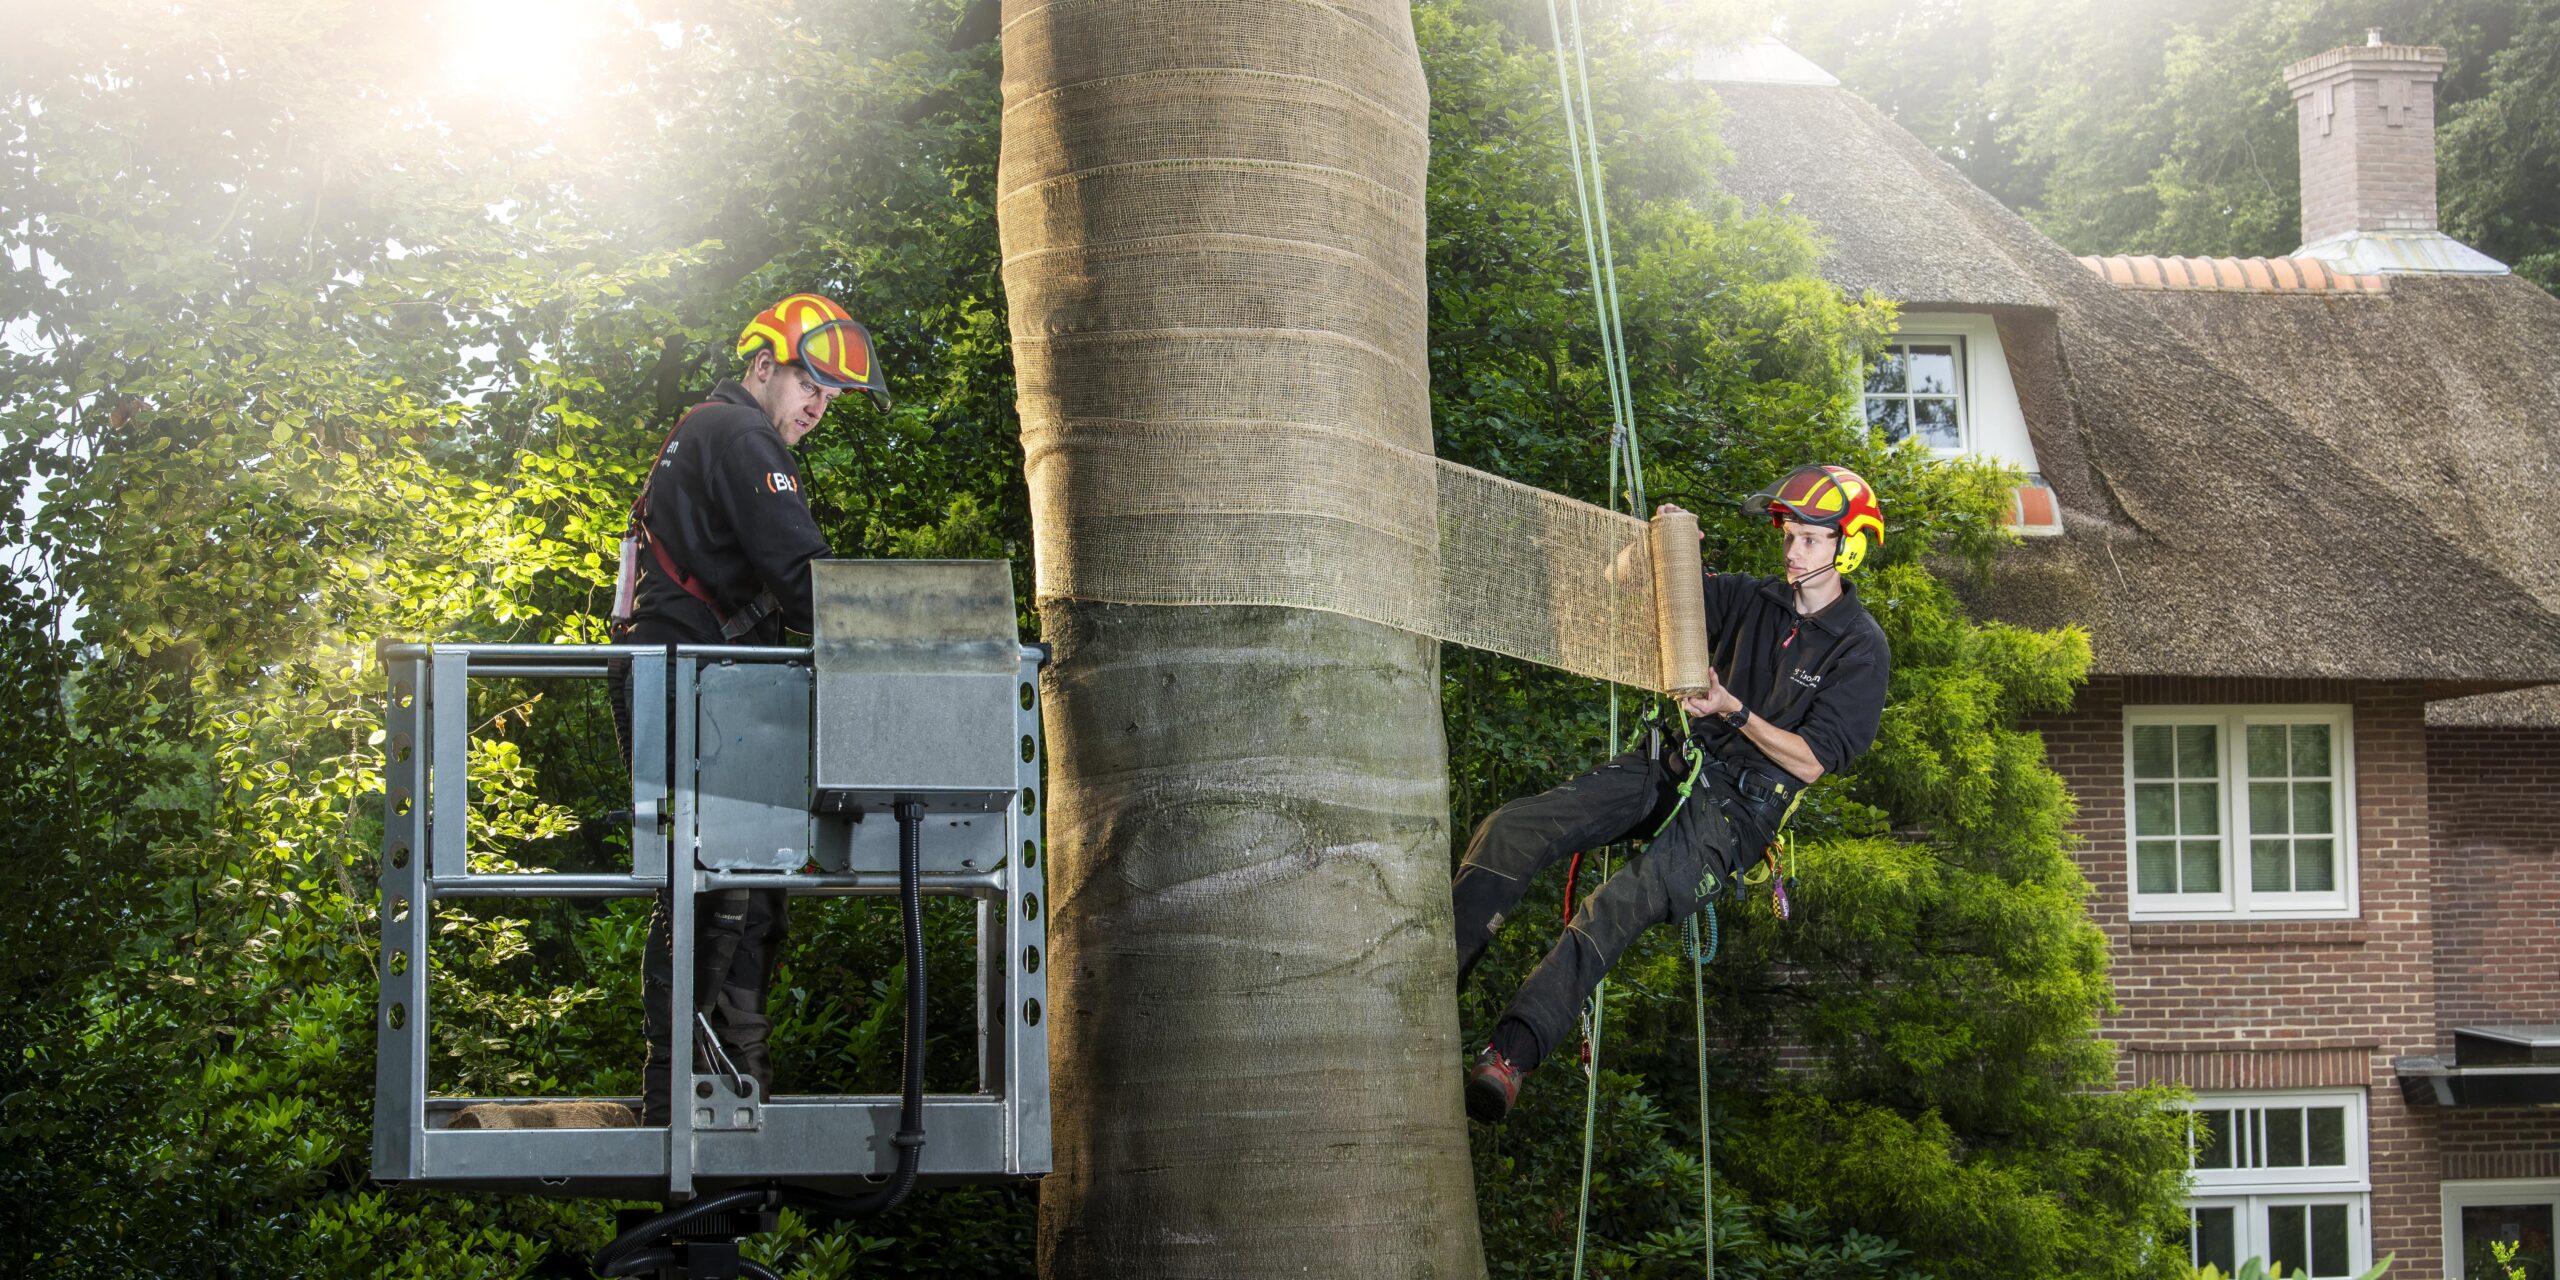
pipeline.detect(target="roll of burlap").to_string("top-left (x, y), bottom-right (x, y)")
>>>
top-left (1648, 508), bottom-right (1712, 695)
top-left (445, 1101), bottom-right (636, 1130)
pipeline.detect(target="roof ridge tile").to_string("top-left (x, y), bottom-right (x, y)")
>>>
top-left (2075, 253), bottom-right (2387, 294)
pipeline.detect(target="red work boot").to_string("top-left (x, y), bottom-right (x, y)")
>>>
top-left (1465, 1046), bottom-right (1524, 1124)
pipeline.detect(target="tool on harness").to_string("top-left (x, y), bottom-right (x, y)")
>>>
top-left (609, 401), bottom-right (785, 643)
top-left (695, 1011), bottom-right (748, 1098)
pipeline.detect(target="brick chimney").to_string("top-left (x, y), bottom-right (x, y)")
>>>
top-left (2282, 32), bottom-right (2504, 274)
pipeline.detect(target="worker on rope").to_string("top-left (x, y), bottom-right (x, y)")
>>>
top-left (608, 291), bottom-right (892, 1124)
top-left (1454, 464), bottom-right (1892, 1123)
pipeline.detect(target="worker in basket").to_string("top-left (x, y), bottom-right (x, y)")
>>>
top-left (608, 291), bottom-right (893, 1124)
top-left (1452, 464), bottom-right (1894, 1123)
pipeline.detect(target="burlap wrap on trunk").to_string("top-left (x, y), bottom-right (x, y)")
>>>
top-left (1000, 0), bottom-right (1708, 693)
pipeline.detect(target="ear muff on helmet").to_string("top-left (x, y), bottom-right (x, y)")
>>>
top-left (1740, 464), bottom-right (1886, 575)
top-left (736, 292), bottom-right (892, 410)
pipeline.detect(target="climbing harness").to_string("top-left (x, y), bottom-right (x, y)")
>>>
top-left (610, 401), bottom-right (785, 643)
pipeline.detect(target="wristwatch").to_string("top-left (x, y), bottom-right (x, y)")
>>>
top-left (1720, 707), bottom-right (1750, 731)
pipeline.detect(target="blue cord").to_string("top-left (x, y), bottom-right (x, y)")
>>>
top-left (1683, 900), bottom-right (1719, 965)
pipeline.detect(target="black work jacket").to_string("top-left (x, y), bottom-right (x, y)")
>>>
top-left (1686, 573), bottom-right (1891, 786)
top-left (623, 381), bottom-right (830, 646)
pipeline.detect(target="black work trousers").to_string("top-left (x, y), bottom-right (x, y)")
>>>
top-left (610, 650), bottom-right (790, 1125)
top-left (1451, 744), bottom-right (1782, 1073)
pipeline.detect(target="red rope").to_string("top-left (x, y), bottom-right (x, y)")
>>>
top-left (1561, 849), bottom-right (1586, 924)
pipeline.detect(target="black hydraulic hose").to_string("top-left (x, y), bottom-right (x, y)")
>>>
top-left (782, 797), bottom-right (929, 1218)
top-left (588, 801), bottom-right (930, 1277)
top-left (590, 1187), bottom-right (770, 1276)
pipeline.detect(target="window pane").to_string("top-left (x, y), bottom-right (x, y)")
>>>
top-left (2135, 783), bottom-right (2177, 836)
top-left (2138, 840), bottom-right (2180, 894)
top-left (2194, 1111), bottom-right (2233, 1168)
top-left (2183, 841), bottom-right (2222, 894)
top-left (1914, 397), bottom-right (1961, 449)
top-left (1906, 344), bottom-right (1959, 394)
top-left (2254, 839), bottom-right (2292, 892)
top-left (2250, 781), bottom-right (2291, 834)
top-left (2181, 783), bottom-right (2220, 835)
top-left (2293, 724), bottom-right (2332, 776)
top-left (2193, 1205), bottom-right (2238, 1271)
top-left (1865, 349), bottom-right (1908, 394)
top-left (2308, 1107), bottom-right (2344, 1165)
top-left (2311, 1203), bottom-right (2349, 1276)
top-left (2265, 1108), bottom-right (2305, 1166)
top-left (2132, 724), bottom-right (2174, 778)
top-left (2296, 839), bottom-right (2336, 892)
top-left (1867, 398), bottom-right (1910, 443)
top-left (2268, 1203), bottom-right (2308, 1274)
top-left (2177, 724), bottom-right (2218, 777)
top-left (2295, 781), bottom-right (2333, 834)
top-left (2248, 724), bottom-right (2288, 776)
top-left (2463, 1203), bottom-right (2555, 1280)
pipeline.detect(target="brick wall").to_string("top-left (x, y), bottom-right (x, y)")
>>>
top-left (2429, 725), bottom-right (2560, 1039)
top-left (2285, 46), bottom-right (2446, 245)
top-left (2028, 676), bottom-right (2447, 1275)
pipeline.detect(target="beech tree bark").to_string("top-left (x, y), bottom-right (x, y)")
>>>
top-left (1034, 604), bottom-right (1479, 1275)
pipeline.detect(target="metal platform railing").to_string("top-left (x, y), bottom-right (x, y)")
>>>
top-left (371, 637), bottom-right (1050, 1199)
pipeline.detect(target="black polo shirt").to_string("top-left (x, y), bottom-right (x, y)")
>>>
top-left (1688, 572), bottom-right (1891, 785)
top-left (624, 380), bottom-right (830, 646)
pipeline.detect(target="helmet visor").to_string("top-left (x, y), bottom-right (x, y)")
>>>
top-left (1751, 467), bottom-right (1846, 527)
top-left (794, 318), bottom-right (892, 407)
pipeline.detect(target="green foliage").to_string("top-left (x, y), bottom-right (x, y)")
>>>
top-left (1, 0), bottom-right (1030, 1274)
top-left (1779, 0), bottom-right (2560, 293)
top-left (2189, 1252), bottom-right (2394, 1280)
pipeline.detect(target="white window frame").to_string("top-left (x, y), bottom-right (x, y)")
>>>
top-left (2184, 1089), bottom-right (2373, 1278)
top-left (1874, 312), bottom-right (2042, 473)
top-left (2443, 1178), bottom-right (2560, 1280)
top-left (1863, 334), bottom-right (1970, 456)
top-left (2124, 705), bottom-right (2359, 922)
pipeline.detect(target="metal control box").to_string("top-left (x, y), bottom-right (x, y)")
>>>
top-left (810, 560), bottom-right (1021, 816)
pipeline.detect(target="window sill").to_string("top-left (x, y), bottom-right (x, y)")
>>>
top-left (2125, 918), bottom-right (2370, 949)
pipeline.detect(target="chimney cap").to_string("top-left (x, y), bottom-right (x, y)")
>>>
top-left (2283, 38), bottom-right (2448, 89)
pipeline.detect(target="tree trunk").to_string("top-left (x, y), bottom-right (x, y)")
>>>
top-left (1036, 603), bottom-right (1478, 1276)
top-left (998, 0), bottom-right (1482, 1274)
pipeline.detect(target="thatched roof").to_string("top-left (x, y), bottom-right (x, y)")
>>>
top-left (2115, 273), bottom-right (2560, 616)
top-left (2431, 685), bottom-right (2560, 728)
top-left (1705, 80), bottom-right (2560, 687)
top-left (2112, 270), bottom-right (2560, 723)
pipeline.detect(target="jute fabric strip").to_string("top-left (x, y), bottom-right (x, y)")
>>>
top-left (1001, 0), bottom-right (1706, 694)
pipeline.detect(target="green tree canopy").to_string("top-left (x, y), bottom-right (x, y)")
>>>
top-left (1778, 0), bottom-right (2560, 292)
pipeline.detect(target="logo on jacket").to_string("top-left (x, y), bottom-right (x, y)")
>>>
top-left (1789, 669), bottom-right (1824, 690)
top-left (766, 472), bottom-right (798, 494)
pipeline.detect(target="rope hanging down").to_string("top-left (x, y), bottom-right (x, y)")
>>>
top-left (1537, 1), bottom-right (1717, 1276)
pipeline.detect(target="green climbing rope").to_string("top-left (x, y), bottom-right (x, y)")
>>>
top-left (1535, 0), bottom-right (1722, 1274)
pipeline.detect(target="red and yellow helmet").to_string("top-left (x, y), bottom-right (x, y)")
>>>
top-left (736, 292), bottom-right (892, 409)
top-left (1742, 464), bottom-right (1885, 574)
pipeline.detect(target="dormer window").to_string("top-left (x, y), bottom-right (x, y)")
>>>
top-left (1863, 337), bottom-right (1967, 453)
top-left (1860, 312), bottom-right (2061, 536)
